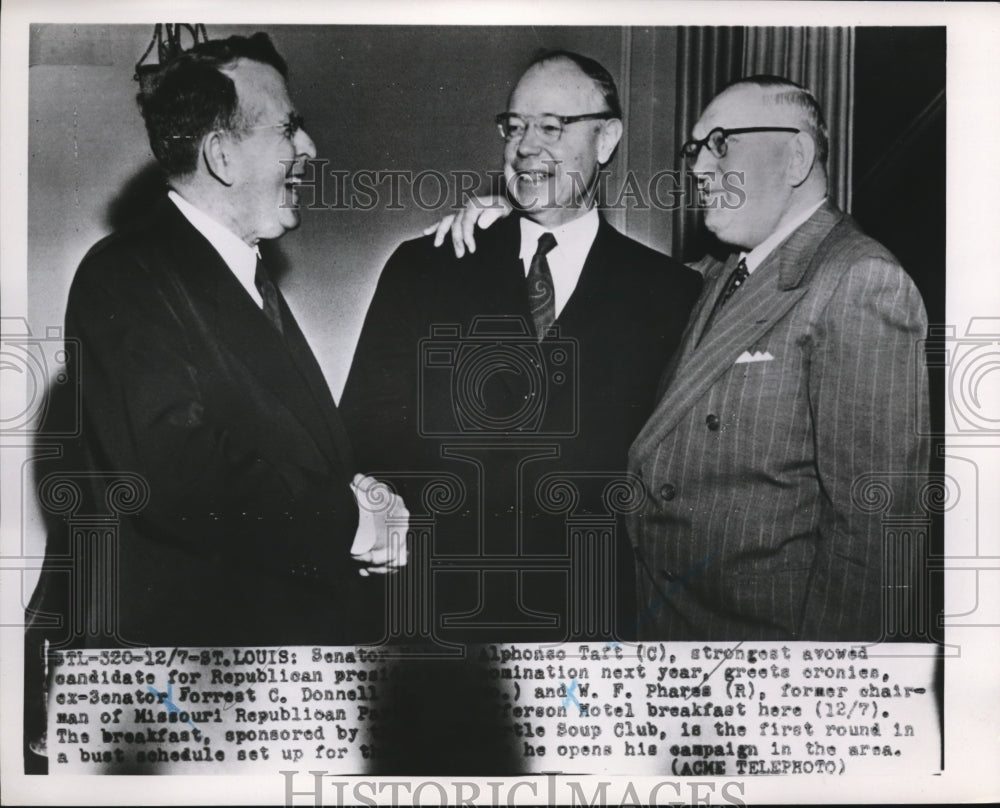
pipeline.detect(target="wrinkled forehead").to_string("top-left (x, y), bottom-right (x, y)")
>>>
top-left (693, 84), bottom-right (798, 138)
top-left (224, 58), bottom-right (293, 119)
top-left (508, 60), bottom-right (606, 115)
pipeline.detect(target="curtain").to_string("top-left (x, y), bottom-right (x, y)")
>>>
top-left (672, 27), bottom-right (745, 261)
top-left (742, 27), bottom-right (854, 214)
top-left (671, 27), bottom-right (855, 260)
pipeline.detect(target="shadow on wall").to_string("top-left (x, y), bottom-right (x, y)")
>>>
top-left (101, 161), bottom-right (292, 284)
top-left (102, 160), bottom-right (164, 232)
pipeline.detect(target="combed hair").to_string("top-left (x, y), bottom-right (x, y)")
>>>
top-left (137, 33), bottom-right (288, 178)
top-left (726, 75), bottom-right (829, 166)
top-left (527, 49), bottom-right (623, 120)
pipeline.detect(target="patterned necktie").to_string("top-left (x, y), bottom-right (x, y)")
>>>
top-left (254, 258), bottom-right (283, 335)
top-left (718, 257), bottom-right (750, 306)
top-left (526, 232), bottom-right (557, 339)
top-left (699, 257), bottom-right (750, 343)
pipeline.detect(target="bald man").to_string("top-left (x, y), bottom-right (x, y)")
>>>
top-left (627, 76), bottom-right (930, 640)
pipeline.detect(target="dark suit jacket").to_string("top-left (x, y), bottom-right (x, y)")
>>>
top-left (341, 214), bottom-right (701, 642)
top-left (628, 203), bottom-right (931, 641)
top-left (28, 196), bottom-right (365, 648)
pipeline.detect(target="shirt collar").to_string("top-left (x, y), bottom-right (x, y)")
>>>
top-left (518, 207), bottom-right (600, 269)
top-left (742, 197), bottom-right (826, 273)
top-left (168, 190), bottom-right (262, 305)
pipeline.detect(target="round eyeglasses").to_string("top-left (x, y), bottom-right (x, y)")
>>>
top-left (679, 126), bottom-right (800, 165)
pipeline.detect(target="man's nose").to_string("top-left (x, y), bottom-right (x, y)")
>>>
top-left (690, 143), bottom-right (716, 175)
top-left (295, 127), bottom-right (317, 159)
top-left (516, 122), bottom-right (544, 155)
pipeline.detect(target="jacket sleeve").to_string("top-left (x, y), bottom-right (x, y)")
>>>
top-left (65, 249), bottom-right (361, 586)
top-left (799, 256), bottom-right (930, 639)
top-left (340, 242), bottom-right (427, 479)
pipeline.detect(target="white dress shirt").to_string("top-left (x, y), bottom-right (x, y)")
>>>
top-left (168, 190), bottom-right (264, 308)
top-left (742, 197), bottom-right (827, 274)
top-left (518, 207), bottom-right (600, 318)
top-left (169, 195), bottom-right (402, 565)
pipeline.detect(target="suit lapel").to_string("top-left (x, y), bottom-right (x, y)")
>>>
top-left (277, 291), bottom-right (356, 468)
top-left (533, 216), bottom-right (619, 419)
top-left (632, 203), bottom-right (844, 457)
top-left (651, 252), bottom-right (735, 401)
top-left (456, 218), bottom-right (539, 407)
top-left (474, 217), bottom-right (532, 323)
top-left (554, 216), bottom-right (610, 329)
top-left (680, 254), bottom-right (737, 361)
top-left (158, 199), bottom-right (343, 466)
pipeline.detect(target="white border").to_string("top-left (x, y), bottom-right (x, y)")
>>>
top-left (2, 1), bottom-right (998, 805)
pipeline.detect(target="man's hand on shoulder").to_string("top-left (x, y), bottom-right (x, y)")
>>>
top-left (422, 195), bottom-right (512, 258)
top-left (349, 473), bottom-right (409, 576)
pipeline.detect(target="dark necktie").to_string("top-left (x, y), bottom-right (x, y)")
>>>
top-left (254, 258), bottom-right (283, 335)
top-left (526, 232), bottom-right (557, 339)
top-left (699, 256), bottom-right (749, 342)
top-left (718, 256), bottom-right (750, 306)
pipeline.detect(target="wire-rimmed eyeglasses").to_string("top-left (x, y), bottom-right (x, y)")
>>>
top-left (246, 112), bottom-right (306, 140)
top-left (166, 113), bottom-right (307, 142)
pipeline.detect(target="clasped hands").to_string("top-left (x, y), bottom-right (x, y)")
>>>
top-left (349, 473), bottom-right (409, 576)
top-left (347, 195), bottom-right (509, 577)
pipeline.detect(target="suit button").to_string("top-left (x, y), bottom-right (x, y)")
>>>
top-left (706, 414), bottom-right (720, 431)
top-left (660, 570), bottom-right (677, 582)
top-left (659, 484), bottom-right (676, 501)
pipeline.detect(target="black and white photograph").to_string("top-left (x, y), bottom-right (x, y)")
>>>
top-left (1, 1), bottom-right (996, 804)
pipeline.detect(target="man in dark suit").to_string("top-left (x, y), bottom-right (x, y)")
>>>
top-left (628, 76), bottom-right (930, 640)
top-left (341, 51), bottom-right (700, 644)
top-left (26, 33), bottom-right (406, 651)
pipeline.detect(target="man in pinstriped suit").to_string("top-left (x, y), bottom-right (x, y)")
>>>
top-left (627, 76), bottom-right (930, 640)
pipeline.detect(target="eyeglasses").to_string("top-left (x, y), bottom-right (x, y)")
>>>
top-left (167, 114), bottom-right (307, 143)
top-left (495, 112), bottom-right (616, 144)
top-left (246, 112), bottom-right (306, 140)
top-left (679, 126), bottom-right (800, 165)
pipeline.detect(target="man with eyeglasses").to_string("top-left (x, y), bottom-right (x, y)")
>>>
top-left (341, 51), bottom-right (700, 643)
top-left (26, 34), bottom-right (407, 651)
top-left (625, 76), bottom-right (930, 640)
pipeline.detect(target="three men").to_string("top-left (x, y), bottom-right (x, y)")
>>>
top-left (341, 51), bottom-right (701, 642)
top-left (28, 35), bottom-right (930, 651)
top-left (27, 34), bottom-right (405, 649)
top-left (627, 77), bottom-right (930, 640)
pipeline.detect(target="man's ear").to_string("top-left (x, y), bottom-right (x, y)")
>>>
top-left (786, 131), bottom-right (817, 187)
top-left (202, 131), bottom-right (236, 186)
top-left (597, 118), bottom-right (624, 165)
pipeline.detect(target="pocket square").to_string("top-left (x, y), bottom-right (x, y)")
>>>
top-left (735, 350), bottom-right (774, 364)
